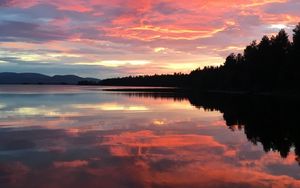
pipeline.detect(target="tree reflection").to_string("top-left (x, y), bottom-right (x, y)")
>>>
top-left (121, 91), bottom-right (300, 163)
top-left (189, 94), bottom-right (300, 160)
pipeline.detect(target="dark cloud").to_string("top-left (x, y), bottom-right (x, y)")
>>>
top-left (264, 0), bottom-right (300, 16)
top-left (153, 2), bottom-right (190, 15)
top-left (0, 0), bottom-right (11, 7)
top-left (2, 139), bottom-right (36, 150)
top-left (265, 163), bottom-right (300, 179)
top-left (0, 20), bottom-right (69, 42)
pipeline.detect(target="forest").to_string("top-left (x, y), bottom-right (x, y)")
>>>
top-left (84, 23), bottom-right (300, 92)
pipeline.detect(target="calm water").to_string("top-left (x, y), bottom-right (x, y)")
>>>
top-left (0, 85), bottom-right (300, 188)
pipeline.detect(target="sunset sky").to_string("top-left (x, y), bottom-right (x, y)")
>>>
top-left (0, 0), bottom-right (299, 78)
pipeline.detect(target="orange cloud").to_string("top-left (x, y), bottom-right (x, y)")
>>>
top-left (1, 0), bottom-right (299, 77)
top-left (101, 130), bottom-right (225, 151)
top-left (53, 160), bottom-right (88, 168)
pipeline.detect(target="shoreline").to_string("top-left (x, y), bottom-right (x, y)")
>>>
top-left (1, 84), bottom-right (299, 100)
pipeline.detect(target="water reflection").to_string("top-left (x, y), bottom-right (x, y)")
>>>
top-left (190, 94), bottom-right (300, 162)
top-left (0, 86), bottom-right (300, 188)
top-left (124, 92), bottom-right (300, 161)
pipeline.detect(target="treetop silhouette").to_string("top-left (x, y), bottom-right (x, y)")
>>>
top-left (98, 23), bottom-right (300, 92)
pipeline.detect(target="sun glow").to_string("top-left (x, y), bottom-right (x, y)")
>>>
top-left (73, 103), bottom-right (149, 111)
top-left (154, 47), bottom-right (166, 53)
top-left (14, 107), bottom-right (59, 116)
top-left (269, 24), bottom-right (289, 29)
top-left (153, 120), bottom-right (166, 126)
top-left (75, 60), bottom-right (151, 67)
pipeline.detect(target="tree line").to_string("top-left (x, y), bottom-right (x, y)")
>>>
top-left (96, 73), bottom-right (189, 87)
top-left (82, 23), bottom-right (300, 92)
top-left (190, 23), bottom-right (300, 92)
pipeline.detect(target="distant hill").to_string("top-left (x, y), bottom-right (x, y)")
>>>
top-left (0, 72), bottom-right (100, 85)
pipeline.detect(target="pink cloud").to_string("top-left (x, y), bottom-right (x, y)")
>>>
top-left (53, 160), bottom-right (88, 168)
top-left (1, 0), bottom-right (299, 76)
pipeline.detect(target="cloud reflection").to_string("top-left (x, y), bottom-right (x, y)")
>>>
top-left (0, 86), bottom-right (300, 187)
top-left (72, 103), bottom-right (149, 111)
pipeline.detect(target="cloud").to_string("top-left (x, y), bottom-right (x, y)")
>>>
top-left (0, 0), bottom-right (11, 7)
top-left (75, 60), bottom-right (151, 67)
top-left (264, 0), bottom-right (300, 16)
top-left (152, 1), bottom-right (191, 15)
top-left (0, 21), bottom-right (69, 42)
top-left (53, 160), bottom-right (88, 168)
top-left (0, 0), bottom-right (299, 77)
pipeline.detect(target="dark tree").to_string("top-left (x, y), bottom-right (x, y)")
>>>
top-left (98, 23), bottom-right (300, 93)
top-left (293, 23), bottom-right (300, 49)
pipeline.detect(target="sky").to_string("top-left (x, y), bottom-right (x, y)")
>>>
top-left (0, 0), bottom-right (299, 78)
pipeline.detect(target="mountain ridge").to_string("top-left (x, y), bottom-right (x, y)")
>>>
top-left (0, 72), bottom-right (100, 85)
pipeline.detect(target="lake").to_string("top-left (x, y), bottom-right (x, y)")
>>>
top-left (0, 85), bottom-right (299, 188)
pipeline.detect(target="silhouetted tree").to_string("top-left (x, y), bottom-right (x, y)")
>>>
top-left (293, 23), bottom-right (300, 49)
top-left (289, 23), bottom-right (300, 89)
top-left (98, 23), bottom-right (300, 93)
